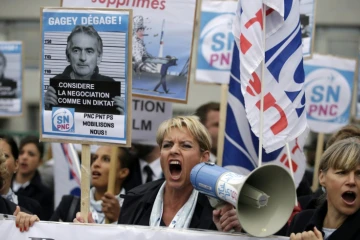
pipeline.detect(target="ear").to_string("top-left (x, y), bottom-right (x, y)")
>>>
top-left (117, 167), bottom-right (129, 180)
top-left (97, 54), bottom-right (102, 65)
top-left (319, 170), bottom-right (326, 187)
top-left (14, 159), bottom-right (19, 173)
top-left (200, 151), bottom-right (210, 163)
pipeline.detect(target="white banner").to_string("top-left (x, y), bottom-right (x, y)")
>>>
top-left (0, 220), bottom-right (289, 240)
top-left (304, 54), bottom-right (357, 133)
top-left (195, 0), bottom-right (237, 84)
top-left (132, 97), bottom-right (172, 145)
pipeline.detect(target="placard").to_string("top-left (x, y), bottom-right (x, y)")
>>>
top-left (61, 0), bottom-right (198, 103)
top-left (300, 0), bottom-right (316, 59)
top-left (0, 41), bottom-right (23, 116)
top-left (132, 96), bottom-right (172, 146)
top-left (195, 0), bottom-right (237, 84)
top-left (40, 8), bottom-right (132, 145)
top-left (304, 54), bottom-right (357, 133)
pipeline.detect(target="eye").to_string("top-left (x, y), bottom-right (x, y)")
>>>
top-left (162, 142), bottom-right (172, 149)
top-left (103, 156), bottom-right (110, 162)
top-left (3, 153), bottom-right (9, 159)
top-left (335, 170), bottom-right (346, 175)
top-left (181, 143), bottom-right (192, 149)
top-left (90, 155), bottom-right (97, 164)
top-left (87, 49), bottom-right (94, 54)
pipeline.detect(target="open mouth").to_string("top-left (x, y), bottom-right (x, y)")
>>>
top-left (342, 191), bottom-right (357, 204)
top-left (92, 171), bottom-right (101, 178)
top-left (169, 160), bottom-right (182, 179)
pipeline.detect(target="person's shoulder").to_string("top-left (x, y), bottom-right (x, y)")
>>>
top-left (0, 197), bottom-right (17, 214)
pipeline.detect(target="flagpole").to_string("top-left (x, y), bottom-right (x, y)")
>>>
top-left (217, 84), bottom-right (229, 167)
top-left (258, 4), bottom-right (266, 168)
top-left (286, 142), bottom-right (298, 206)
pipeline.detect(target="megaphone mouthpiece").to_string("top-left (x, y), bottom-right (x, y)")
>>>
top-left (238, 183), bottom-right (269, 208)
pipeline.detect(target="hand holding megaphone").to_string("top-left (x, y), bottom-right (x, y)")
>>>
top-left (190, 162), bottom-right (296, 237)
top-left (213, 202), bottom-right (242, 232)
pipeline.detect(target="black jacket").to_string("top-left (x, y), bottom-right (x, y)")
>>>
top-left (0, 197), bottom-right (32, 215)
top-left (17, 195), bottom-right (42, 216)
top-left (287, 201), bottom-right (360, 240)
top-left (118, 179), bottom-right (217, 230)
top-left (13, 171), bottom-right (54, 220)
top-left (0, 197), bottom-right (17, 214)
top-left (50, 195), bottom-right (80, 222)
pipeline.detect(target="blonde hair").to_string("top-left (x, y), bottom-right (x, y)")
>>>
top-left (319, 137), bottom-right (360, 173)
top-left (156, 116), bottom-right (212, 152)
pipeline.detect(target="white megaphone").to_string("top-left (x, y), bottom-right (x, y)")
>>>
top-left (190, 162), bottom-right (296, 237)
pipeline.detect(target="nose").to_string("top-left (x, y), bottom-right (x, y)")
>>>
top-left (79, 50), bottom-right (86, 62)
top-left (91, 157), bottom-right (100, 168)
top-left (169, 144), bottom-right (180, 155)
top-left (346, 172), bottom-right (356, 186)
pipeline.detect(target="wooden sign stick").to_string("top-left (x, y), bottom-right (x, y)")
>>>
top-left (105, 146), bottom-right (119, 224)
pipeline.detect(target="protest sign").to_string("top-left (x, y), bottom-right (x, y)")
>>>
top-left (300, 0), bottom-right (316, 59)
top-left (0, 41), bottom-right (23, 116)
top-left (61, 0), bottom-right (198, 103)
top-left (132, 96), bottom-right (172, 145)
top-left (195, 0), bottom-right (237, 84)
top-left (40, 8), bottom-right (132, 145)
top-left (304, 54), bottom-right (356, 133)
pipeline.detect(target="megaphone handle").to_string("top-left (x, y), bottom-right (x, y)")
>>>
top-left (208, 197), bottom-right (236, 233)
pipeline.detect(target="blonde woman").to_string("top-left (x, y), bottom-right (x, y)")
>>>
top-left (288, 138), bottom-right (360, 240)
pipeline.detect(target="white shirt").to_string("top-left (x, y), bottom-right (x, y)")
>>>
top-left (323, 227), bottom-right (336, 239)
top-left (139, 158), bottom-right (163, 184)
top-left (12, 181), bottom-right (30, 192)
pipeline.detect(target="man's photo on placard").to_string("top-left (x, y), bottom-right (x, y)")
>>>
top-left (44, 24), bottom-right (125, 115)
top-left (0, 51), bottom-right (18, 99)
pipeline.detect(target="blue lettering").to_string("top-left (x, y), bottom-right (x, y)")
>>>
top-left (211, 33), bottom-right (225, 51)
top-left (326, 86), bottom-right (340, 102)
top-left (57, 115), bottom-right (70, 124)
top-left (311, 86), bottom-right (323, 103)
top-left (227, 32), bottom-right (234, 51)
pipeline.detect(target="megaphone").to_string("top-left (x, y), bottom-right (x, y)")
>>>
top-left (190, 162), bottom-right (296, 237)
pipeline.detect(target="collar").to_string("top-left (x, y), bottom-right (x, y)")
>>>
top-left (139, 158), bottom-right (162, 180)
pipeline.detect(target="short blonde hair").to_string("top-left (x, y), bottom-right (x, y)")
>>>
top-left (156, 116), bottom-right (212, 152)
top-left (319, 137), bottom-right (360, 173)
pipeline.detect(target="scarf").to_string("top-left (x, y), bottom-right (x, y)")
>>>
top-left (149, 181), bottom-right (198, 228)
top-left (89, 187), bottom-right (124, 224)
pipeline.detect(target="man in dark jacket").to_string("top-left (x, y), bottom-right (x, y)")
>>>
top-left (153, 56), bottom-right (177, 94)
top-left (44, 25), bottom-right (124, 114)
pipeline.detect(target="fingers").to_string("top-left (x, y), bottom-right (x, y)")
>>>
top-left (13, 206), bottom-right (20, 216)
top-left (88, 212), bottom-right (95, 223)
top-left (15, 212), bottom-right (39, 232)
top-left (219, 209), bottom-right (241, 232)
top-left (313, 227), bottom-right (323, 239)
top-left (102, 192), bottom-right (120, 223)
top-left (74, 212), bottom-right (85, 223)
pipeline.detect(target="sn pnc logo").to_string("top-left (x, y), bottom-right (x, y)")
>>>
top-left (52, 107), bottom-right (75, 132)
